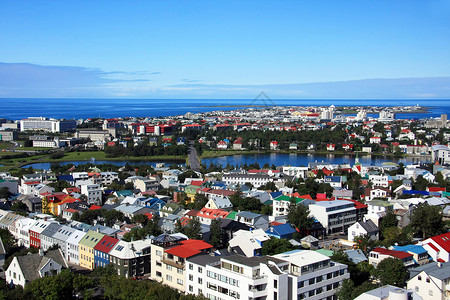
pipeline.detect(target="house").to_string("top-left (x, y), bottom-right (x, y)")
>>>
top-left (347, 219), bottom-right (379, 242)
top-left (364, 187), bottom-right (391, 201)
top-left (65, 229), bottom-right (87, 265)
top-left (0, 237), bottom-right (5, 267)
top-left (228, 229), bottom-right (270, 257)
top-left (265, 223), bottom-right (297, 239)
top-left (270, 141), bottom-right (278, 150)
top-left (391, 245), bottom-right (429, 266)
top-left (344, 249), bottom-right (367, 264)
top-left (342, 144), bottom-right (354, 151)
top-left (217, 141), bottom-right (228, 149)
top-left (94, 235), bottom-right (119, 268)
top-left (324, 176), bottom-right (346, 188)
top-left (422, 232), bottom-right (450, 262)
top-left (368, 247), bottom-right (415, 268)
top-left (327, 144), bottom-right (336, 151)
top-left (370, 136), bottom-right (381, 144)
top-left (29, 219), bottom-right (53, 248)
top-left (235, 211), bottom-right (269, 230)
top-left (5, 249), bottom-right (68, 287)
top-left (233, 140), bottom-right (243, 150)
top-left (196, 208), bottom-right (230, 225)
top-left (407, 261), bottom-right (450, 300)
top-left (79, 230), bottom-right (105, 270)
top-left (204, 196), bottom-right (233, 211)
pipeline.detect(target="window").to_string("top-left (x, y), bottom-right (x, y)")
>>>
top-left (309, 278), bottom-right (315, 285)
top-left (298, 281), bottom-right (304, 288)
top-left (274, 279), bottom-right (278, 288)
top-left (166, 275), bottom-right (172, 282)
top-left (198, 266), bottom-right (203, 273)
top-left (189, 285), bottom-right (193, 292)
top-left (166, 265), bottom-right (172, 270)
top-left (156, 271), bottom-right (162, 277)
top-left (189, 274), bottom-right (193, 281)
top-left (177, 268), bottom-right (183, 274)
top-left (189, 264), bottom-right (193, 270)
top-left (429, 290), bottom-right (433, 296)
top-left (418, 276), bottom-right (422, 281)
top-left (198, 278), bottom-right (203, 284)
top-left (426, 278), bottom-right (430, 283)
top-left (177, 279), bottom-right (183, 285)
top-left (415, 286), bottom-right (419, 292)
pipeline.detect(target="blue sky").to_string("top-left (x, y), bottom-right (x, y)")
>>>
top-left (1, 0), bottom-right (450, 98)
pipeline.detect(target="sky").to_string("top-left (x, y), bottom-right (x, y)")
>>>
top-left (1, 0), bottom-right (450, 99)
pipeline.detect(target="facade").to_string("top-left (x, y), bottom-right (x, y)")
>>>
top-left (422, 232), bottom-right (450, 262)
top-left (0, 130), bottom-right (18, 141)
top-left (15, 218), bottom-right (36, 248)
top-left (368, 247), bottom-right (415, 268)
top-left (65, 229), bottom-right (87, 265)
top-left (407, 261), bottom-right (450, 300)
top-left (347, 220), bottom-right (379, 242)
top-left (109, 239), bottom-right (152, 278)
top-left (151, 234), bottom-right (212, 292)
top-left (223, 173), bottom-right (272, 188)
top-left (29, 220), bottom-right (53, 248)
top-left (186, 250), bottom-right (349, 300)
top-left (20, 117), bottom-right (76, 133)
top-left (80, 184), bottom-right (102, 205)
top-left (431, 145), bottom-right (450, 165)
top-left (94, 235), bottom-right (119, 268)
top-left (5, 249), bottom-right (67, 287)
top-left (308, 200), bottom-right (357, 234)
top-left (79, 230), bottom-right (105, 270)
top-left (228, 229), bottom-right (270, 257)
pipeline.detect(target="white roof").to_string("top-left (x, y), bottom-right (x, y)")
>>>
top-left (66, 229), bottom-right (87, 245)
top-left (29, 220), bottom-right (53, 234)
top-left (272, 250), bottom-right (329, 267)
top-left (109, 239), bottom-right (152, 259)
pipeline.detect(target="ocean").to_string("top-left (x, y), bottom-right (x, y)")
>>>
top-left (1, 98), bottom-right (449, 120)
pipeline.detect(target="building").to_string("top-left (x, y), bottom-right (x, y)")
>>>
top-left (0, 130), bottom-right (18, 141)
top-left (228, 229), bottom-right (270, 257)
top-left (15, 218), bottom-right (36, 248)
top-left (94, 235), bottom-right (119, 268)
top-left (368, 247), bottom-right (415, 268)
top-left (5, 249), bottom-right (68, 287)
top-left (151, 234), bottom-right (213, 292)
top-left (355, 285), bottom-right (421, 300)
top-left (79, 230), bottom-right (105, 270)
top-left (29, 220), bottom-right (53, 248)
top-left (20, 117), bottom-right (76, 133)
top-left (186, 250), bottom-right (349, 300)
top-left (65, 229), bottom-right (87, 265)
top-left (431, 145), bottom-right (450, 165)
top-left (223, 173), bottom-right (272, 188)
top-left (422, 232), bottom-right (450, 262)
top-left (80, 184), bottom-right (102, 205)
top-left (347, 219), bottom-right (379, 242)
top-left (108, 239), bottom-right (152, 278)
top-left (308, 200), bottom-right (357, 234)
top-left (407, 261), bottom-right (450, 300)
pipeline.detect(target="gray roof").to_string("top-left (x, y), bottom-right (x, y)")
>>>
top-left (40, 223), bottom-right (62, 239)
top-left (16, 249), bottom-right (67, 283)
top-left (187, 253), bottom-right (221, 266)
top-left (236, 211), bottom-right (261, 219)
top-left (0, 236), bottom-right (5, 255)
top-left (222, 254), bottom-right (286, 268)
top-left (356, 285), bottom-right (417, 300)
top-left (359, 219), bottom-right (379, 234)
top-left (409, 261), bottom-right (450, 281)
top-left (345, 249), bottom-right (368, 264)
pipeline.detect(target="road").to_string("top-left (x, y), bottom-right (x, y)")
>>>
top-left (188, 141), bottom-right (200, 172)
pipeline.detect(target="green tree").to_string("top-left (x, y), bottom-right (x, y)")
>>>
top-left (209, 219), bottom-right (223, 249)
top-left (0, 187), bottom-right (12, 199)
top-left (25, 269), bottom-right (75, 300)
top-left (184, 217), bottom-right (202, 239)
top-left (354, 234), bottom-right (376, 255)
top-left (261, 237), bottom-right (295, 256)
top-left (410, 203), bottom-right (445, 239)
top-left (379, 210), bottom-right (398, 233)
top-left (287, 201), bottom-right (314, 236)
top-left (192, 193), bottom-right (208, 210)
top-left (336, 279), bottom-right (354, 300)
top-left (373, 257), bottom-right (409, 287)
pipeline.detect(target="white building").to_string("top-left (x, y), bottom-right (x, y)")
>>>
top-left (407, 261), bottom-right (450, 300)
top-left (282, 166), bottom-right (308, 179)
top-left (369, 174), bottom-right (390, 188)
top-left (65, 229), bottom-right (87, 265)
top-left (20, 117), bottom-right (76, 133)
top-left (15, 218), bottom-right (37, 248)
top-left (347, 220), bottom-right (379, 242)
top-left (308, 200), bottom-right (357, 234)
top-left (186, 250), bottom-right (349, 300)
top-left (80, 183), bottom-right (102, 205)
top-left (228, 229), bottom-right (270, 257)
top-left (431, 145), bottom-right (450, 165)
top-left (223, 173), bottom-right (272, 188)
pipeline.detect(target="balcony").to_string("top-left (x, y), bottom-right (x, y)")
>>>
top-left (162, 258), bottom-right (184, 268)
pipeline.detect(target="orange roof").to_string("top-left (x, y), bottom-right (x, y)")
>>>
top-left (197, 208), bottom-right (230, 219)
top-left (89, 205), bottom-right (102, 210)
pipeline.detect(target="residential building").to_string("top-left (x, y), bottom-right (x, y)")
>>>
top-left (29, 220), bottom-right (53, 248)
top-left (355, 285), bottom-right (421, 300)
top-left (79, 230), bottom-right (105, 270)
top-left (407, 261), bottom-right (450, 300)
top-left (223, 173), bottom-right (272, 188)
top-left (94, 235), bottom-right (119, 268)
top-left (228, 229), bottom-right (270, 257)
top-left (5, 249), bottom-right (68, 288)
top-left (347, 219), bottom-right (379, 242)
top-left (108, 239), bottom-right (152, 278)
top-left (80, 183), bottom-right (102, 205)
top-left (422, 232), bottom-right (450, 262)
top-left (368, 247), bottom-right (415, 268)
top-left (65, 229), bottom-right (87, 265)
top-left (392, 245), bottom-right (429, 266)
top-left (15, 218), bottom-right (36, 248)
top-left (151, 234), bottom-right (212, 292)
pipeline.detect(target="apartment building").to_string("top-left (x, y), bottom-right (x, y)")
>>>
top-left (109, 239), bottom-right (152, 278)
top-left (308, 200), bottom-right (357, 234)
top-left (407, 261), bottom-right (450, 300)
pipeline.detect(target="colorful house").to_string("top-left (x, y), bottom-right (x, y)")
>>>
top-left (94, 235), bottom-right (119, 268)
top-left (79, 230), bottom-right (105, 270)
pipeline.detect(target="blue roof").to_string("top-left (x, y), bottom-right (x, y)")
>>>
top-left (403, 190), bottom-right (429, 195)
top-left (265, 223), bottom-right (297, 237)
top-left (57, 175), bottom-right (74, 181)
top-left (270, 191), bottom-right (283, 199)
top-left (392, 245), bottom-right (427, 255)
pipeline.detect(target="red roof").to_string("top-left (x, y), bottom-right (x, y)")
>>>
top-left (191, 180), bottom-right (204, 186)
top-left (429, 232), bottom-right (450, 252)
top-left (65, 208), bottom-right (79, 213)
top-left (372, 247), bottom-right (413, 259)
top-left (165, 239), bottom-right (213, 258)
top-left (197, 208), bottom-right (230, 219)
top-left (145, 213), bottom-right (153, 220)
top-left (427, 187), bottom-right (445, 192)
top-left (25, 181), bottom-right (40, 185)
top-left (345, 199), bottom-right (368, 209)
top-left (89, 205), bottom-right (102, 210)
top-left (94, 235), bottom-right (119, 254)
top-left (427, 243), bottom-right (440, 253)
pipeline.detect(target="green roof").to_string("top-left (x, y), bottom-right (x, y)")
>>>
top-left (115, 190), bottom-right (133, 197)
top-left (79, 230), bottom-right (105, 248)
top-left (225, 211), bottom-right (238, 219)
top-left (263, 200), bottom-right (273, 206)
top-left (274, 195), bottom-right (304, 204)
top-left (314, 249), bottom-right (334, 257)
top-left (367, 200), bottom-right (393, 207)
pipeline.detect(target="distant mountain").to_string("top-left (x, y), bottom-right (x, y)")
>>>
top-left (168, 77), bottom-right (450, 99)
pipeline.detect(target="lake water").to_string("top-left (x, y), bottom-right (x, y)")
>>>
top-left (23, 153), bottom-right (429, 170)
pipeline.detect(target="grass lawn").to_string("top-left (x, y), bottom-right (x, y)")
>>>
top-left (0, 142), bottom-right (13, 150)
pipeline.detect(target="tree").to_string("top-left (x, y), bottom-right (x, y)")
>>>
top-left (373, 257), bottom-right (409, 287)
top-left (192, 193), bottom-right (208, 210)
top-left (184, 217), bottom-right (202, 239)
top-left (379, 210), bottom-right (398, 233)
top-left (0, 187), bottom-right (12, 199)
top-left (410, 203), bottom-right (445, 239)
top-left (287, 201), bottom-right (314, 236)
top-left (354, 234), bottom-right (376, 255)
top-left (261, 237), bottom-right (294, 256)
top-left (102, 209), bottom-right (125, 227)
top-left (25, 269), bottom-right (75, 300)
top-left (209, 219), bottom-right (223, 249)
top-left (336, 279), bottom-right (354, 300)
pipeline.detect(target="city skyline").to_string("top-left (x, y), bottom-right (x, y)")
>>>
top-left (1, 1), bottom-right (450, 98)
